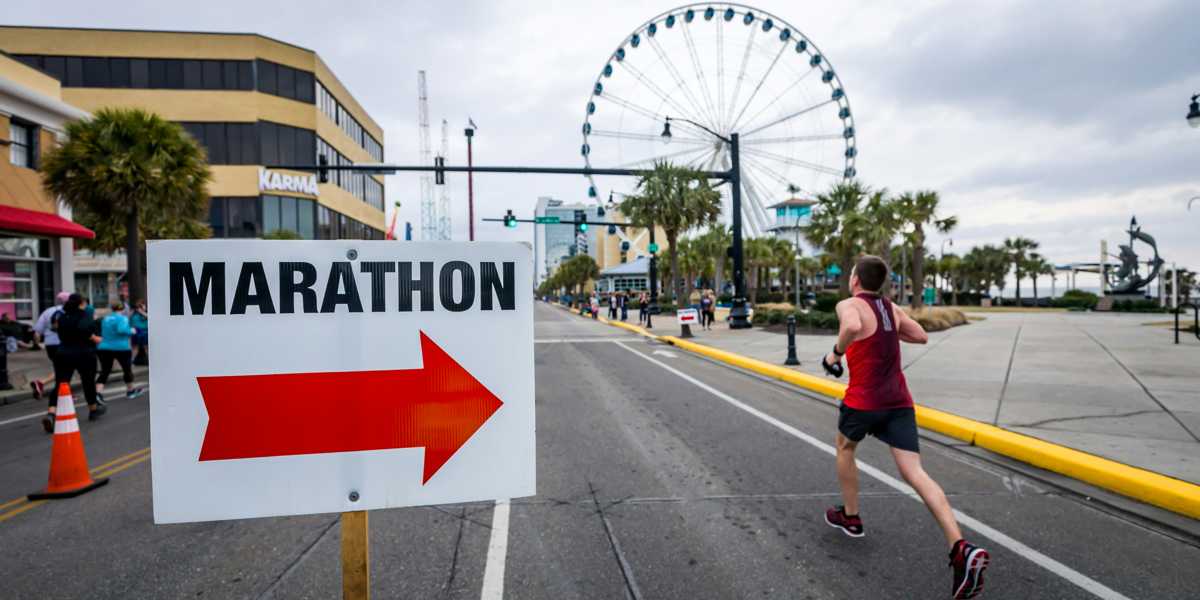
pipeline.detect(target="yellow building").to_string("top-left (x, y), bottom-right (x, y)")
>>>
top-left (0, 25), bottom-right (386, 240)
top-left (0, 50), bottom-right (92, 321)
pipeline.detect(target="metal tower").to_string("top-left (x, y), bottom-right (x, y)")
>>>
top-left (417, 71), bottom-right (436, 241)
top-left (436, 119), bottom-right (452, 240)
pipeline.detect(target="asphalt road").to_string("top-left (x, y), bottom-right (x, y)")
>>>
top-left (0, 302), bottom-right (1196, 599)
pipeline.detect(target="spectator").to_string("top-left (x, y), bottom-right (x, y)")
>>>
top-left (31, 291), bottom-right (69, 408)
top-left (131, 300), bottom-right (149, 366)
top-left (97, 300), bottom-right (138, 400)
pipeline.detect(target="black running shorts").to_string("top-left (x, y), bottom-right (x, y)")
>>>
top-left (837, 404), bottom-right (919, 453)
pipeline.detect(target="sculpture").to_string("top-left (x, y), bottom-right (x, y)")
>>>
top-left (1106, 216), bottom-right (1164, 294)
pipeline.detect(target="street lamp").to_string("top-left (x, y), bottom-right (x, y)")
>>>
top-left (1188, 94), bottom-right (1200, 129)
top-left (661, 116), bottom-right (751, 329)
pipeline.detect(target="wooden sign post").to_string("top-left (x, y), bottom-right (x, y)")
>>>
top-left (341, 511), bottom-right (370, 600)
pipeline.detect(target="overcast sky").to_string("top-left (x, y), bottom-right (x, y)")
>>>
top-left (8, 0), bottom-right (1199, 293)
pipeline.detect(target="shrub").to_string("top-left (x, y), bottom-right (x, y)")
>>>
top-left (767, 310), bottom-right (786, 325)
top-left (1051, 289), bottom-right (1098, 310)
top-left (814, 293), bottom-right (840, 313)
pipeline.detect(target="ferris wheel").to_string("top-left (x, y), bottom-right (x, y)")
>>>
top-left (581, 3), bottom-right (856, 238)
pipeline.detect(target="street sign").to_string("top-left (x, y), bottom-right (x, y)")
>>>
top-left (147, 241), bottom-right (535, 524)
top-left (677, 308), bottom-right (699, 325)
top-left (534, 216), bottom-right (560, 224)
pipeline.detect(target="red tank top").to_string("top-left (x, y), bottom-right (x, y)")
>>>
top-left (842, 293), bottom-right (913, 410)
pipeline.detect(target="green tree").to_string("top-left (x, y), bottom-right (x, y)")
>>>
top-left (41, 108), bottom-right (212, 303)
top-left (559, 254), bottom-right (600, 298)
top-left (1024, 253), bottom-right (1053, 305)
top-left (694, 224), bottom-right (731, 295)
top-left (744, 237), bottom-right (774, 304)
top-left (939, 253), bottom-right (963, 305)
top-left (804, 180), bottom-right (874, 297)
top-left (619, 161), bottom-right (722, 304)
top-left (894, 190), bottom-right (958, 308)
top-left (677, 237), bottom-right (711, 300)
top-left (1003, 237), bottom-right (1040, 304)
top-left (796, 256), bottom-right (822, 298)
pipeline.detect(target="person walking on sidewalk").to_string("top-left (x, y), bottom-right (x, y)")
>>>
top-left (637, 292), bottom-right (648, 325)
top-left (30, 291), bottom-right (69, 403)
top-left (41, 294), bottom-right (106, 433)
top-left (96, 300), bottom-right (139, 401)
top-left (821, 255), bottom-right (990, 599)
top-left (700, 290), bottom-right (715, 330)
top-left (608, 292), bottom-right (618, 320)
top-left (618, 291), bottom-right (628, 321)
top-left (131, 300), bottom-right (149, 366)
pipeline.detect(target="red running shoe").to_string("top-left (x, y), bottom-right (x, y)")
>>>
top-left (949, 539), bottom-right (990, 598)
top-left (824, 505), bottom-right (864, 538)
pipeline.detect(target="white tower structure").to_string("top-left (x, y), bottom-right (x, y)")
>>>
top-left (417, 71), bottom-right (436, 241)
top-left (437, 119), bottom-right (452, 240)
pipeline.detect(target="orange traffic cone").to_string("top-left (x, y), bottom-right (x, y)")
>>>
top-left (28, 383), bottom-right (109, 500)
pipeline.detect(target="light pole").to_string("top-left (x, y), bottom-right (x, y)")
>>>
top-left (1188, 94), bottom-right (1200, 129)
top-left (464, 120), bottom-right (477, 241)
top-left (662, 116), bottom-right (750, 329)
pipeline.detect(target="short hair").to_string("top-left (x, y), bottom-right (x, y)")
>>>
top-left (854, 255), bottom-right (889, 292)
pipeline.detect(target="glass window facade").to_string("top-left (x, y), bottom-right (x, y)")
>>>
top-left (210, 197), bottom-right (381, 240)
top-left (317, 80), bottom-right (383, 161)
top-left (316, 137), bottom-right (384, 211)
top-left (14, 54), bottom-right (254, 91)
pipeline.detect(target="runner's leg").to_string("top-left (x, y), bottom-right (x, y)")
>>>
top-left (835, 432), bottom-right (861, 515)
top-left (96, 349), bottom-right (114, 393)
top-left (891, 447), bottom-right (962, 548)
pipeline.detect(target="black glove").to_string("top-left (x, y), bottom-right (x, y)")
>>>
top-left (822, 344), bottom-right (845, 378)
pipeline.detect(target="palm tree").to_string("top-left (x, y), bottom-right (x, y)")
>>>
top-left (894, 191), bottom-right (958, 308)
top-left (694, 225), bottom-right (731, 296)
top-left (1003, 237), bottom-right (1040, 304)
top-left (41, 107), bottom-right (212, 303)
top-left (619, 161), bottom-right (722, 304)
top-left (796, 256), bottom-right (822, 298)
top-left (559, 254), bottom-right (599, 299)
top-left (743, 237), bottom-right (775, 304)
top-left (1025, 253), bottom-right (1053, 306)
top-left (677, 237), bottom-right (711, 301)
top-left (939, 253), bottom-right (962, 305)
top-left (804, 180), bottom-right (873, 297)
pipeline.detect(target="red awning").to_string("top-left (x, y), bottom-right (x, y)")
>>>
top-left (0, 205), bottom-right (94, 239)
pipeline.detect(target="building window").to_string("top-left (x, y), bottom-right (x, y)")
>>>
top-left (9, 121), bottom-right (36, 169)
top-left (261, 195), bottom-right (316, 238)
top-left (316, 80), bottom-right (382, 161)
top-left (254, 59), bottom-right (314, 104)
top-left (209, 197), bottom-right (261, 238)
top-left (14, 54), bottom-right (255, 91)
top-left (179, 122), bottom-right (258, 165)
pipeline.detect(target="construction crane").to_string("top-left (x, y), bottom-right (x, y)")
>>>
top-left (417, 71), bottom-right (437, 241)
top-left (437, 119), bottom-right (452, 240)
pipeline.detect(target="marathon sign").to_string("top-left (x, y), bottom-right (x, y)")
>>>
top-left (147, 241), bottom-right (535, 524)
top-left (259, 168), bottom-right (320, 196)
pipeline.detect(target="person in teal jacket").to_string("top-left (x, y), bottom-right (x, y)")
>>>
top-left (96, 301), bottom-right (138, 400)
top-left (130, 300), bottom-right (148, 366)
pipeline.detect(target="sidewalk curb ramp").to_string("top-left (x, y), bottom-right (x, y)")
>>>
top-left (549, 301), bottom-right (1200, 520)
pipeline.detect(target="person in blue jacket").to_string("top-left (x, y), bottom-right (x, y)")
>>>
top-left (96, 300), bottom-right (138, 400)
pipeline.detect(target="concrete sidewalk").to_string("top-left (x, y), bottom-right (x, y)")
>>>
top-left (671, 311), bottom-right (1200, 485)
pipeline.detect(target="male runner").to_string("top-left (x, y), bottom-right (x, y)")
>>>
top-left (821, 255), bottom-right (989, 599)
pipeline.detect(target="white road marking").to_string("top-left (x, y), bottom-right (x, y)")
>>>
top-left (0, 384), bottom-right (142, 427)
top-left (480, 499), bottom-right (511, 600)
top-left (616, 342), bottom-right (1133, 600)
top-left (651, 350), bottom-right (679, 358)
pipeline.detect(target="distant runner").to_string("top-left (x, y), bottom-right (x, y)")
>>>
top-left (821, 255), bottom-right (990, 599)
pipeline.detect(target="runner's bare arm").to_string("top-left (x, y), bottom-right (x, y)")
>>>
top-left (893, 304), bottom-right (928, 344)
top-left (833, 299), bottom-right (864, 353)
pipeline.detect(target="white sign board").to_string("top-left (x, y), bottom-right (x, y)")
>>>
top-left (147, 240), bottom-right (535, 524)
top-left (676, 308), bottom-right (700, 325)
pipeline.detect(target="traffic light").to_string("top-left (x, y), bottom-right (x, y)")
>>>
top-left (607, 224), bottom-right (617, 235)
top-left (434, 156), bottom-right (445, 185)
top-left (648, 242), bottom-right (659, 254)
top-left (317, 154), bottom-right (329, 184)
top-left (575, 210), bottom-right (588, 233)
top-left (503, 210), bottom-right (517, 228)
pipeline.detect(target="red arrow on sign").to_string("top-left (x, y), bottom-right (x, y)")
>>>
top-left (196, 331), bottom-right (503, 484)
